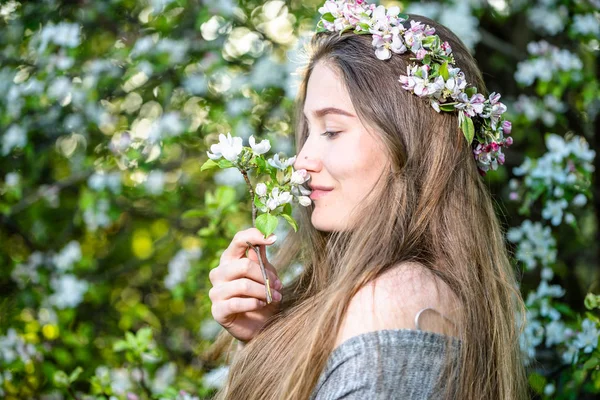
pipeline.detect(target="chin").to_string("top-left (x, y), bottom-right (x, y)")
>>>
top-left (311, 212), bottom-right (335, 232)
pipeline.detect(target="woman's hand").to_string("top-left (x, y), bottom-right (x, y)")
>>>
top-left (208, 228), bottom-right (283, 343)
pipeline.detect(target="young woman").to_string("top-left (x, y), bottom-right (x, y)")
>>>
top-left (206, 3), bottom-right (528, 399)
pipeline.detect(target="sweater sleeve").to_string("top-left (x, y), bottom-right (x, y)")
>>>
top-left (309, 329), bottom-right (461, 400)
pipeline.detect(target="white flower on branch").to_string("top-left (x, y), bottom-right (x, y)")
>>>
top-left (207, 132), bottom-right (243, 162)
top-left (268, 154), bottom-right (296, 170)
top-left (249, 135), bottom-right (271, 155)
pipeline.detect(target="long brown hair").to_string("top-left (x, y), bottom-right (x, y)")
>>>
top-left (205, 14), bottom-right (528, 400)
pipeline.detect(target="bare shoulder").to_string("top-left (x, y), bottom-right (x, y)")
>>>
top-left (334, 262), bottom-right (462, 349)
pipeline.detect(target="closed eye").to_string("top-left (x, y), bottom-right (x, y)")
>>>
top-left (321, 130), bottom-right (341, 139)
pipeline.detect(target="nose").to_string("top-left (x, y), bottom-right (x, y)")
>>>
top-left (293, 137), bottom-right (322, 172)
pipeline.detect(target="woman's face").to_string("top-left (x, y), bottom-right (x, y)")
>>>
top-left (294, 61), bottom-right (390, 232)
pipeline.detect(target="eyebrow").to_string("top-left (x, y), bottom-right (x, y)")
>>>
top-left (303, 107), bottom-right (356, 119)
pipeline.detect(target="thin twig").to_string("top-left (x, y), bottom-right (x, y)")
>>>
top-left (240, 169), bottom-right (257, 224)
top-left (240, 167), bottom-right (272, 303)
top-left (246, 241), bottom-right (273, 304)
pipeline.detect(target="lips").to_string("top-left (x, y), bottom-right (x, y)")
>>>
top-left (308, 185), bottom-right (333, 200)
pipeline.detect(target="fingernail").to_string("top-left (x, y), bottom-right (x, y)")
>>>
top-left (275, 279), bottom-right (282, 290)
top-left (267, 235), bottom-right (277, 243)
top-left (273, 291), bottom-right (282, 301)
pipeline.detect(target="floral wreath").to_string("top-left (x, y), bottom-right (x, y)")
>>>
top-left (316, 0), bottom-right (513, 175)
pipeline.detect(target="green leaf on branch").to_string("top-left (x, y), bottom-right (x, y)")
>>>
top-left (254, 195), bottom-right (265, 210)
top-left (218, 159), bottom-right (234, 168)
top-left (53, 371), bottom-right (70, 388)
top-left (256, 213), bottom-right (278, 237)
top-left (283, 202), bottom-right (292, 216)
top-left (281, 214), bottom-right (298, 232)
top-left (200, 159), bottom-right (218, 171)
top-left (69, 366), bottom-right (83, 383)
top-left (461, 116), bottom-right (474, 145)
top-left (181, 209), bottom-right (205, 219)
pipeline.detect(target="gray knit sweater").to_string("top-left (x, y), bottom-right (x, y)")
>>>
top-left (309, 329), bottom-right (461, 399)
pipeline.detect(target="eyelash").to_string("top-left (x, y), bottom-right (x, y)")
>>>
top-left (321, 130), bottom-right (341, 139)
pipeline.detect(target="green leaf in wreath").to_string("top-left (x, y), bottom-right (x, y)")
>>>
top-left (322, 12), bottom-right (335, 22)
top-left (256, 213), bottom-right (278, 237)
top-left (461, 116), bottom-right (474, 145)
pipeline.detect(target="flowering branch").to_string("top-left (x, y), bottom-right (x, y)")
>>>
top-left (200, 133), bottom-right (312, 303)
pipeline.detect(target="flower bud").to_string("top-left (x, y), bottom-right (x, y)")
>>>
top-left (298, 196), bottom-right (312, 207)
top-left (502, 120), bottom-right (512, 135)
top-left (290, 169), bottom-right (309, 185)
top-left (255, 183), bottom-right (267, 197)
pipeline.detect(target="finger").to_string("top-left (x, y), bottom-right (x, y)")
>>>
top-left (210, 258), bottom-right (280, 287)
top-left (209, 278), bottom-right (282, 302)
top-left (212, 298), bottom-right (267, 322)
top-left (246, 244), bottom-right (276, 273)
top-left (220, 228), bottom-right (277, 262)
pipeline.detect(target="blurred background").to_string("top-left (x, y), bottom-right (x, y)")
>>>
top-left (0, 0), bottom-right (599, 399)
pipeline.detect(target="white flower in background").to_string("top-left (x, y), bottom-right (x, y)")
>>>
top-left (0, 328), bottom-right (39, 364)
top-left (226, 97), bottom-right (252, 117)
top-left (47, 76), bottom-right (73, 104)
top-left (2, 124), bottom-right (27, 155)
top-left (545, 320), bottom-right (569, 347)
top-left (572, 193), bottom-right (587, 207)
top-left (11, 252), bottom-right (44, 288)
top-left (562, 342), bottom-right (579, 364)
top-left (249, 135), bottom-right (271, 155)
top-left (5, 172), bottom-right (20, 187)
top-left (268, 154), bottom-right (296, 170)
top-left (519, 316), bottom-right (544, 362)
top-left (544, 383), bottom-right (556, 396)
top-left (541, 267), bottom-right (554, 281)
top-left (202, 366), bottom-right (229, 389)
top-left (515, 41), bottom-right (582, 87)
top-left (151, 362), bottom-right (177, 394)
top-left (88, 171), bottom-right (122, 194)
top-left (527, 4), bottom-right (567, 35)
top-left (571, 13), bottom-right (600, 36)
top-left (207, 132), bottom-right (243, 162)
top-left (156, 38), bottom-right (189, 64)
top-left (37, 22), bottom-right (81, 51)
top-left (535, 280), bottom-right (566, 299)
top-left (111, 368), bottom-right (133, 395)
top-left (255, 182), bottom-right (267, 197)
top-left (52, 241), bottom-right (82, 272)
top-left (290, 169), bottom-right (309, 185)
top-left (83, 199), bottom-right (111, 231)
top-left (164, 248), bottom-right (202, 290)
top-left (145, 170), bottom-right (166, 195)
top-left (507, 220), bottom-right (557, 270)
top-left (542, 199), bottom-right (568, 226)
top-left (48, 274), bottom-right (88, 309)
top-left (574, 318), bottom-right (599, 353)
top-left (148, 112), bottom-right (186, 143)
top-left (0, 1), bottom-right (20, 21)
